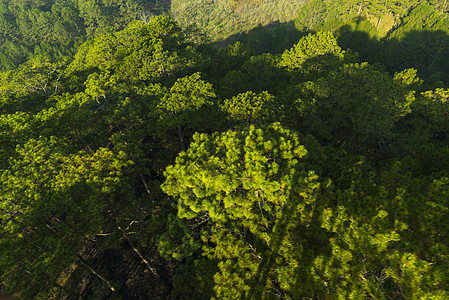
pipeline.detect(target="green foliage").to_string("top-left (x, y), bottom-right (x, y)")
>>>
top-left (296, 0), bottom-right (449, 85)
top-left (281, 63), bottom-right (414, 153)
top-left (161, 123), bottom-right (314, 298)
top-left (0, 0), bottom-right (169, 71)
top-left (156, 73), bottom-right (216, 127)
top-left (280, 31), bottom-right (345, 77)
top-left (394, 68), bottom-right (423, 90)
top-left (154, 72), bottom-right (217, 151)
top-left (161, 123), bottom-right (449, 298)
top-left (414, 88), bottom-right (449, 134)
top-left (385, 2), bottom-right (449, 83)
top-left (69, 16), bottom-right (194, 82)
top-left (220, 52), bottom-right (289, 97)
top-left (0, 15), bottom-right (204, 297)
top-left (220, 91), bottom-right (277, 125)
top-left (0, 137), bottom-right (133, 298)
top-left (295, 0), bottom-right (418, 33)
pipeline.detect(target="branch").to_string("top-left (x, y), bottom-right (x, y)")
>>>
top-left (75, 253), bottom-right (116, 292)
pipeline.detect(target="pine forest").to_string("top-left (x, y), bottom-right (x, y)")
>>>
top-left (2, 0), bottom-right (449, 299)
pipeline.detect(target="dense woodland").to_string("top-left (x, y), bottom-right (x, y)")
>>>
top-left (2, 0), bottom-right (449, 299)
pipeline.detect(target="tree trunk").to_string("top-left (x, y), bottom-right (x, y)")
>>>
top-left (76, 254), bottom-right (116, 292)
top-left (176, 125), bottom-right (185, 151)
top-left (122, 234), bottom-right (159, 277)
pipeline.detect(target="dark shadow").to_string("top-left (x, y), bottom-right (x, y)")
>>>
top-left (59, 240), bottom-right (173, 300)
top-left (206, 17), bottom-right (449, 86)
top-left (336, 25), bottom-right (449, 85)
top-left (245, 202), bottom-right (331, 300)
top-left (211, 21), bottom-right (311, 55)
top-left (148, 0), bottom-right (171, 15)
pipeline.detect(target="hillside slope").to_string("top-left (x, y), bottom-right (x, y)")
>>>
top-left (295, 0), bottom-right (449, 83)
top-left (0, 0), bottom-right (167, 71)
top-left (171, 0), bottom-right (306, 41)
